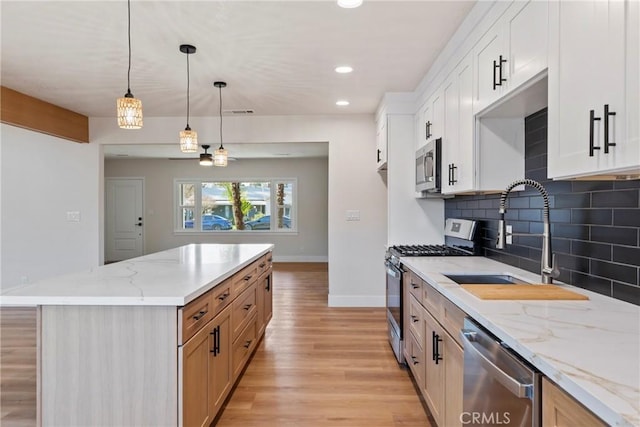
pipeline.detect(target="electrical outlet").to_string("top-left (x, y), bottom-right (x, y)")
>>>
top-left (66, 211), bottom-right (81, 222)
top-left (506, 225), bottom-right (513, 245)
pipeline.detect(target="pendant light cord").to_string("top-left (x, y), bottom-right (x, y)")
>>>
top-left (186, 52), bottom-right (191, 128)
top-left (218, 85), bottom-right (224, 149)
top-left (126, 0), bottom-right (132, 94)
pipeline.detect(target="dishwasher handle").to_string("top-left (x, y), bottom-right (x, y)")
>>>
top-left (460, 329), bottom-right (533, 399)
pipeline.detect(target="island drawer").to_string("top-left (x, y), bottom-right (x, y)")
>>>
top-left (408, 272), bottom-right (423, 302)
top-left (232, 313), bottom-right (258, 380)
top-left (440, 296), bottom-right (466, 347)
top-left (181, 289), bottom-right (215, 343)
top-left (232, 261), bottom-right (259, 296)
top-left (231, 283), bottom-right (257, 338)
top-left (211, 279), bottom-right (233, 315)
top-left (422, 280), bottom-right (442, 320)
top-left (257, 254), bottom-right (271, 278)
top-left (407, 293), bottom-right (424, 344)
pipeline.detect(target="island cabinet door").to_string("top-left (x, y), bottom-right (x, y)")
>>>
top-left (209, 305), bottom-right (233, 417)
top-left (263, 271), bottom-right (273, 327)
top-left (181, 319), bottom-right (213, 427)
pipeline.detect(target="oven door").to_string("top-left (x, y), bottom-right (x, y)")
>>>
top-left (386, 260), bottom-right (404, 364)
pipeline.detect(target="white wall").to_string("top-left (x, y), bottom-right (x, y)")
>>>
top-left (0, 124), bottom-right (100, 291)
top-left (105, 157), bottom-right (328, 261)
top-left (91, 114), bottom-right (387, 307)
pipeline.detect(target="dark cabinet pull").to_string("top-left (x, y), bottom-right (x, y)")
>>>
top-left (451, 164), bottom-right (457, 185)
top-left (589, 109), bottom-right (602, 157)
top-left (243, 303), bottom-right (252, 311)
top-left (210, 325), bottom-right (220, 355)
top-left (265, 277), bottom-right (271, 292)
top-left (425, 121), bottom-right (432, 140)
top-left (267, 257), bottom-right (273, 262)
top-left (433, 331), bottom-right (443, 365)
top-left (604, 104), bottom-right (617, 153)
top-left (411, 283), bottom-right (420, 290)
top-left (243, 339), bottom-right (252, 349)
top-left (493, 55), bottom-right (507, 90)
top-left (244, 275), bottom-right (253, 281)
top-left (218, 292), bottom-right (229, 301)
top-left (411, 356), bottom-right (419, 366)
top-left (410, 315), bottom-right (419, 323)
top-left (377, 149), bottom-right (381, 163)
top-left (192, 310), bottom-right (208, 321)
top-left (259, 262), bottom-right (266, 268)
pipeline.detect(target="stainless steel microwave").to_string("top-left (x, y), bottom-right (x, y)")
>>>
top-left (416, 138), bottom-right (441, 193)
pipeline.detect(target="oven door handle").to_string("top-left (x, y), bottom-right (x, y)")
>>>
top-left (385, 263), bottom-right (402, 279)
top-left (460, 329), bottom-right (533, 399)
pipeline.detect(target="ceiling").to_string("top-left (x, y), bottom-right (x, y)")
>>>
top-left (1, 1), bottom-right (474, 158)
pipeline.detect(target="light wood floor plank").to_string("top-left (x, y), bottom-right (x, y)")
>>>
top-left (0, 263), bottom-right (430, 426)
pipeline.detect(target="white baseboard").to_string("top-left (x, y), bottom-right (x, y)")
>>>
top-left (327, 294), bottom-right (385, 308)
top-left (272, 255), bottom-right (328, 263)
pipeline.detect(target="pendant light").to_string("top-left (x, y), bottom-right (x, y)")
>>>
top-left (116, 0), bottom-right (143, 129)
top-left (200, 144), bottom-right (213, 166)
top-left (179, 44), bottom-right (198, 153)
top-left (213, 81), bottom-right (228, 167)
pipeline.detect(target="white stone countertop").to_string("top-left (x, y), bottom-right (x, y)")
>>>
top-left (401, 256), bottom-right (640, 427)
top-left (0, 243), bottom-right (273, 306)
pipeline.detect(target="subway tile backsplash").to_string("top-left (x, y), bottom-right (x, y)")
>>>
top-left (445, 108), bottom-right (640, 305)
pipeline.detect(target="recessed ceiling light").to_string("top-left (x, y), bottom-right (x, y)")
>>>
top-left (335, 66), bottom-right (353, 74)
top-left (337, 0), bottom-right (363, 8)
top-left (336, 100), bottom-right (350, 106)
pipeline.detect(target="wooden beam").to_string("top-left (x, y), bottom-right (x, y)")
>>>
top-left (0, 86), bottom-right (89, 143)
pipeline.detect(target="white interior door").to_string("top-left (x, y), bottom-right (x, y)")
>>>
top-left (106, 178), bottom-right (144, 262)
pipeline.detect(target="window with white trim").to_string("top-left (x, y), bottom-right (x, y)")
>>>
top-left (175, 179), bottom-right (296, 232)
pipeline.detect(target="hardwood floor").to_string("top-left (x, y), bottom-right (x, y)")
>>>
top-left (0, 263), bottom-right (430, 426)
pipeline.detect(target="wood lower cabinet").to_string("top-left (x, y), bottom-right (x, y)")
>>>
top-left (180, 251), bottom-right (272, 426)
top-left (404, 268), bottom-right (466, 427)
top-left (542, 378), bottom-right (606, 427)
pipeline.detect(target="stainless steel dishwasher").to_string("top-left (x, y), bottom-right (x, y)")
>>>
top-left (460, 318), bottom-right (541, 427)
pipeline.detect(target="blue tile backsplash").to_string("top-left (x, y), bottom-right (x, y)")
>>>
top-left (445, 108), bottom-right (640, 305)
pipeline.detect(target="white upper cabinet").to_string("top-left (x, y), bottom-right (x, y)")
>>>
top-left (418, 89), bottom-right (444, 150)
top-left (473, 0), bottom-right (549, 115)
top-left (442, 54), bottom-right (475, 194)
top-left (376, 116), bottom-right (388, 170)
top-left (548, 0), bottom-right (639, 179)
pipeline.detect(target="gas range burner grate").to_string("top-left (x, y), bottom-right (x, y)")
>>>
top-left (390, 244), bottom-right (473, 257)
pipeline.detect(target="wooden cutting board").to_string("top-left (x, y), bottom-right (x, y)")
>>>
top-left (460, 284), bottom-right (589, 300)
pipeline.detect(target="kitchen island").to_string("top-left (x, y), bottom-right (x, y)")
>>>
top-left (401, 256), bottom-right (639, 427)
top-left (0, 243), bottom-right (274, 426)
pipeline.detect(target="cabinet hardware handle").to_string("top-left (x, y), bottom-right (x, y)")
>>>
top-left (218, 293), bottom-right (229, 301)
top-left (604, 104), bottom-right (617, 153)
top-left (432, 331), bottom-right (437, 361)
top-left (135, 222), bottom-right (143, 226)
top-left (259, 262), bottom-right (266, 268)
top-left (192, 310), bottom-right (208, 321)
top-left (493, 55), bottom-right (507, 90)
top-left (411, 356), bottom-right (419, 365)
top-left (243, 339), bottom-right (252, 349)
top-left (433, 332), bottom-right (443, 365)
top-left (425, 121), bottom-right (432, 140)
top-left (210, 326), bottom-right (220, 355)
top-left (411, 283), bottom-right (420, 289)
top-left (377, 149), bottom-right (381, 163)
top-left (451, 164), bottom-right (457, 184)
top-left (243, 304), bottom-right (252, 311)
top-left (265, 278), bottom-right (271, 292)
top-left (244, 275), bottom-right (253, 281)
top-left (411, 315), bottom-right (419, 323)
top-left (589, 109), bottom-right (602, 157)
top-left (268, 257), bottom-right (273, 262)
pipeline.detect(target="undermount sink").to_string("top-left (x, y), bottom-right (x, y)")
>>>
top-left (444, 274), bottom-right (529, 285)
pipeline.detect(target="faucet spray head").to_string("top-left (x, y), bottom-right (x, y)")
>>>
top-left (497, 214), bottom-right (506, 249)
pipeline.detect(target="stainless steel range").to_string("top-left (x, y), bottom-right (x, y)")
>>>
top-left (385, 218), bottom-right (478, 364)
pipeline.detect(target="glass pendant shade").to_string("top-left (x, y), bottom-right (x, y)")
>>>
top-left (213, 147), bottom-right (228, 167)
top-left (179, 127), bottom-right (198, 153)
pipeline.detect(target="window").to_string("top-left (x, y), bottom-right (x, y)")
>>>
top-left (175, 179), bottom-right (296, 232)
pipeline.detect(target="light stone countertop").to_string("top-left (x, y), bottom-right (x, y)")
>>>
top-left (401, 256), bottom-right (640, 427)
top-left (0, 243), bottom-right (273, 306)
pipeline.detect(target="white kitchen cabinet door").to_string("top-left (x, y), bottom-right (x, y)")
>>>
top-left (376, 115), bottom-right (387, 170)
top-left (548, 0), bottom-right (635, 179)
top-left (429, 89), bottom-right (444, 143)
top-left (442, 54), bottom-right (475, 195)
top-left (472, 22), bottom-right (505, 114)
top-left (503, 0), bottom-right (548, 91)
top-left (418, 100), bottom-right (431, 149)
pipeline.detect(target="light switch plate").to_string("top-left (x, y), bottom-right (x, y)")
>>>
top-left (346, 210), bottom-right (360, 221)
top-left (66, 211), bottom-right (81, 222)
